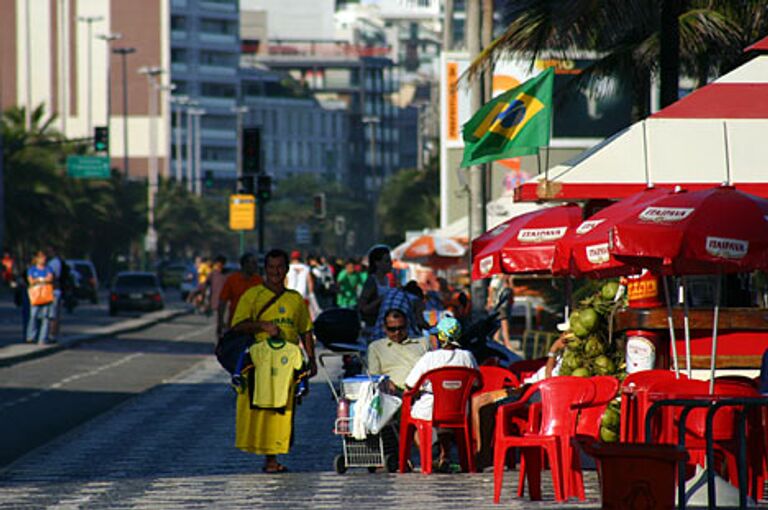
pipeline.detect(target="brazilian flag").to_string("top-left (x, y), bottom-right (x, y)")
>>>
top-left (461, 67), bottom-right (554, 167)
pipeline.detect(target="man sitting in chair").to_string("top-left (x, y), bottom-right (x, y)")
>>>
top-left (367, 308), bottom-right (431, 393)
top-left (404, 316), bottom-right (477, 472)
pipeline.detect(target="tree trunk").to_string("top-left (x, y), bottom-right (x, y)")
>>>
top-left (659, 0), bottom-right (681, 107)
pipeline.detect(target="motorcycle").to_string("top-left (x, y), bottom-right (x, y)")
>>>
top-left (456, 288), bottom-right (522, 367)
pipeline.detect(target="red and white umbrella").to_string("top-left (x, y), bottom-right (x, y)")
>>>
top-left (391, 234), bottom-right (467, 268)
top-left (553, 187), bottom-right (671, 278)
top-left (609, 185), bottom-right (768, 390)
top-left (471, 204), bottom-right (582, 279)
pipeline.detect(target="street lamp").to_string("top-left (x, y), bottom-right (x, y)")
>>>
top-left (231, 105), bottom-right (249, 180)
top-left (361, 115), bottom-right (381, 240)
top-left (185, 99), bottom-right (199, 193)
top-left (78, 15), bottom-right (104, 136)
top-left (97, 32), bottom-right (122, 157)
top-left (189, 108), bottom-right (207, 196)
top-left (157, 83), bottom-right (177, 183)
top-left (112, 46), bottom-right (136, 177)
top-left (137, 65), bottom-right (164, 261)
top-left (171, 95), bottom-right (190, 183)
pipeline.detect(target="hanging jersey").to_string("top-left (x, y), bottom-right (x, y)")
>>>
top-left (249, 340), bottom-right (303, 409)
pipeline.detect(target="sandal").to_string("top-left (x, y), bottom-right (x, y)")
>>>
top-left (262, 463), bottom-right (289, 473)
top-left (436, 459), bottom-right (451, 473)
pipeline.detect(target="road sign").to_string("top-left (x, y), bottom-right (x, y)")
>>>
top-left (66, 156), bottom-right (110, 179)
top-left (334, 215), bottom-right (346, 236)
top-left (295, 224), bottom-right (311, 245)
top-left (229, 194), bottom-right (256, 231)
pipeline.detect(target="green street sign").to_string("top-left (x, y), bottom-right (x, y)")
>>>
top-left (67, 156), bottom-right (110, 179)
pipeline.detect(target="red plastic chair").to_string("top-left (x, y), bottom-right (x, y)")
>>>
top-left (619, 369), bottom-right (687, 442)
top-left (398, 366), bottom-right (481, 474)
top-left (645, 378), bottom-right (763, 497)
top-left (493, 376), bottom-right (596, 503)
top-left (508, 358), bottom-right (547, 383)
top-left (478, 366), bottom-right (520, 392)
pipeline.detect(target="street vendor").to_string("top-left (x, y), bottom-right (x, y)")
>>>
top-left (367, 308), bottom-right (431, 392)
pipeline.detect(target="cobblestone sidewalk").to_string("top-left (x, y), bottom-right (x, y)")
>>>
top-left (0, 356), bottom-right (602, 509)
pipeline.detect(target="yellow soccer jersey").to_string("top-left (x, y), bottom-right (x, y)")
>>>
top-left (249, 340), bottom-right (303, 409)
top-left (232, 285), bottom-right (312, 344)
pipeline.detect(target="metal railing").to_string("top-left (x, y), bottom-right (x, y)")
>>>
top-left (644, 396), bottom-right (768, 509)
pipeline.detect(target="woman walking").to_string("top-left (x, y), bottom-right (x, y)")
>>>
top-left (26, 251), bottom-right (55, 344)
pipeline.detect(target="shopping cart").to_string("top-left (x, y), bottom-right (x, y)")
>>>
top-left (317, 352), bottom-right (399, 474)
top-left (314, 308), bottom-right (399, 474)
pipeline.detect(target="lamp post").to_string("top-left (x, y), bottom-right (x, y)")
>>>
top-left (78, 15), bottom-right (104, 136)
top-left (171, 95), bottom-right (190, 183)
top-left (231, 105), bottom-right (249, 181)
top-left (157, 83), bottom-right (177, 182)
top-left (112, 46), bottom-right (136, 177)
top-left (185, 100), bottom-right (199, 193)
top-left (189, 108), bottom-right (206, 196)
top-left (137, 65), bottom-right (164, 263)
top-left (361, 115), bottom-right (381, 241)
top-left (97, 33), bottom-right (122, 156)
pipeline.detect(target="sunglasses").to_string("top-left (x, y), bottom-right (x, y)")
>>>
top-left (385, 325), bottom-right (407, 333)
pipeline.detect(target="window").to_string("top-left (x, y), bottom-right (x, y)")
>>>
top-left (171, 48), bottom-right (187, 63)
top-left (200, 50), bottom-right (236, 67)
top-left (201, 115), bottom-right (234, 130)
top-left (202, 146), bottom-right (235, 161)
top-left (200, 18), bottom-right (236, 35)
top-left (201, 82), bottom-right (236, 98)
top-left (171, 16), bottom-right (187, 31)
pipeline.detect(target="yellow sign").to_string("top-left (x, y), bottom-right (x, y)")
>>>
top-left (229, 194), bottom-right (256, 231)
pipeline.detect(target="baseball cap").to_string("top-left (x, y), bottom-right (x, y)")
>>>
top-left (290, 250), bottom-right (301, 260)
top-left (429, 316), bottom-right (462, 347)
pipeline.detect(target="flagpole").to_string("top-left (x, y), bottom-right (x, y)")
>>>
top-left (467, 0), bottom-right (488, 316)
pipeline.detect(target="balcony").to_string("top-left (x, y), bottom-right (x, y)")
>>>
top-left (200, 0), bottom-right (237, 13)
top-left (199, 64), bottom-right (236, 76)
top-left (199, 33), bottom-right (237, 45)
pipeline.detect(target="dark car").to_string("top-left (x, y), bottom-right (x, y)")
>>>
top-left (157, 261), bottom-right (190, 289)
top-left (66, 259), bottom-right (100, 303)
top-left (109, 272), bottom-right (164, 316)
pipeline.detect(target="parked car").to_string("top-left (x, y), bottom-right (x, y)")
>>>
top-left (156, 261), bottom-right (189, 289)
top-left (109, 271), bottom-right (164, 316)
top-left (66, 259), bottom-right (100, 303)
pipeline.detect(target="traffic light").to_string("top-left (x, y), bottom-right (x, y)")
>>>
top-left (257, 174), bottom-right (272, 203)
top-left (204, 170), bottom-right (214, 188)
top-left (242, 127), bottom-right (261, 175)
top-left (237, 175), bottom-right (255, 194)
top-left (94, 126), bottom-right (109, 152)
top-left (313, 192), bottom-right (326, 219)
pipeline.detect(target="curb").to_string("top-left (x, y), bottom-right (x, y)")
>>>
top-left (0, 308), bottom-right (191, 368)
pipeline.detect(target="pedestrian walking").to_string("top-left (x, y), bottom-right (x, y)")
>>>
top-left (335, 259), bottom-right (363, 309)
top-left (358, 245), bottom-right (395, 343)
top-left (216, 253), bottom-right (263, 339)
top-left (230, 248), bottom-right (316, 473)
top-left (46, 247), bottom-right (68, 339)
top-left (26, 251), bottom-right (55, 344)
top-left (286, 250), bottom-right (319, 318)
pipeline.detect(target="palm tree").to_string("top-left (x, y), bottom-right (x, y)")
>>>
top-left (470, 0), bottom-right (764, 118)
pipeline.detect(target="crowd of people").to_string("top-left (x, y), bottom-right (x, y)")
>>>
top-left (210, 243), bottom-right (517, 474)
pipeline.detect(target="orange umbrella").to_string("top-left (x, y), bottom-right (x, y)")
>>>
top-left (392, 235), bottom-right (467, 268)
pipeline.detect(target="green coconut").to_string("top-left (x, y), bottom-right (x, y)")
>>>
top-left (593, 355), bottom-right (616, 375)
top-left (601, 407), bottom-right (620, 429)
top-left (572, 367), bottom-right (591, 378)
top-left (584, 336), bottom-right (605, 357)
top-left (601, 281), bottom-right (620, 301)
top-left (600, 425), bottom-right (618, 443)
top-left (579, 308), bottom-right (599, 331)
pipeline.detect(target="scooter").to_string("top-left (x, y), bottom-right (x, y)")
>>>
top-left (457, 288), bottom-right (522, 367)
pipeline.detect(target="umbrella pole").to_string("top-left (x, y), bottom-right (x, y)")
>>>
top-left (564, 277), bottom-right (572, 319)
top-left (708, 274), bottom-right (722, 395)
top-left (682, 277), bottom-right (692, 378)
top-left (662, 275), bottom-right (681, 378)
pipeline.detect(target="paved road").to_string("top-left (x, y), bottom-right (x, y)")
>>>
top-left (0, 313), bottom-right (602, 509)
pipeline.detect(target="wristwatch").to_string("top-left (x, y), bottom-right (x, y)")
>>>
top-left (546, 351), bottom-right (557, 358)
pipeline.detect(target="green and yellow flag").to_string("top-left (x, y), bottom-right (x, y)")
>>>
top-left (461, 67), bottom-right (554, 167)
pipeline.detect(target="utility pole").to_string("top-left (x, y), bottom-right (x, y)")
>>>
top-left (232, 105), bottom-right (249, 255)
top-left (190, 108), bottom-right (206, 196)
top-left (78, 15), bottom-right (103, 137)
top-left (467, 0), bottom-right (487, 315)
top-left (185, 100), bottom-right (198, 193)
top-left (97, 33), bottom-right (122, 160)
top-left (443, 0), bottom-right (454, 51)
top-left (137, 66), bottom-right (164, 266)
top-left (113, 47), bottom-right (135, 177)
top-left (172, 95), bottom-right (190, 182)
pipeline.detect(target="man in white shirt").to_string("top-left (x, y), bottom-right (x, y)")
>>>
top-left (286, 250), bottom-right (318, 317)
top-left (404, 316), bottom-right (477, 471)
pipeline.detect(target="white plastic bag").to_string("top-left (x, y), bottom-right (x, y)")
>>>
top-left (363, 388), bottom-right (401, 435)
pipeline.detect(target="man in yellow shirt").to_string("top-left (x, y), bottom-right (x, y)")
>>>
top-left (231, 248), bottom-right (315, 473)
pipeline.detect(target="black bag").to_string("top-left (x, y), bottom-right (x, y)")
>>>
top-left (215, 329), bottom-right (253, 374)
